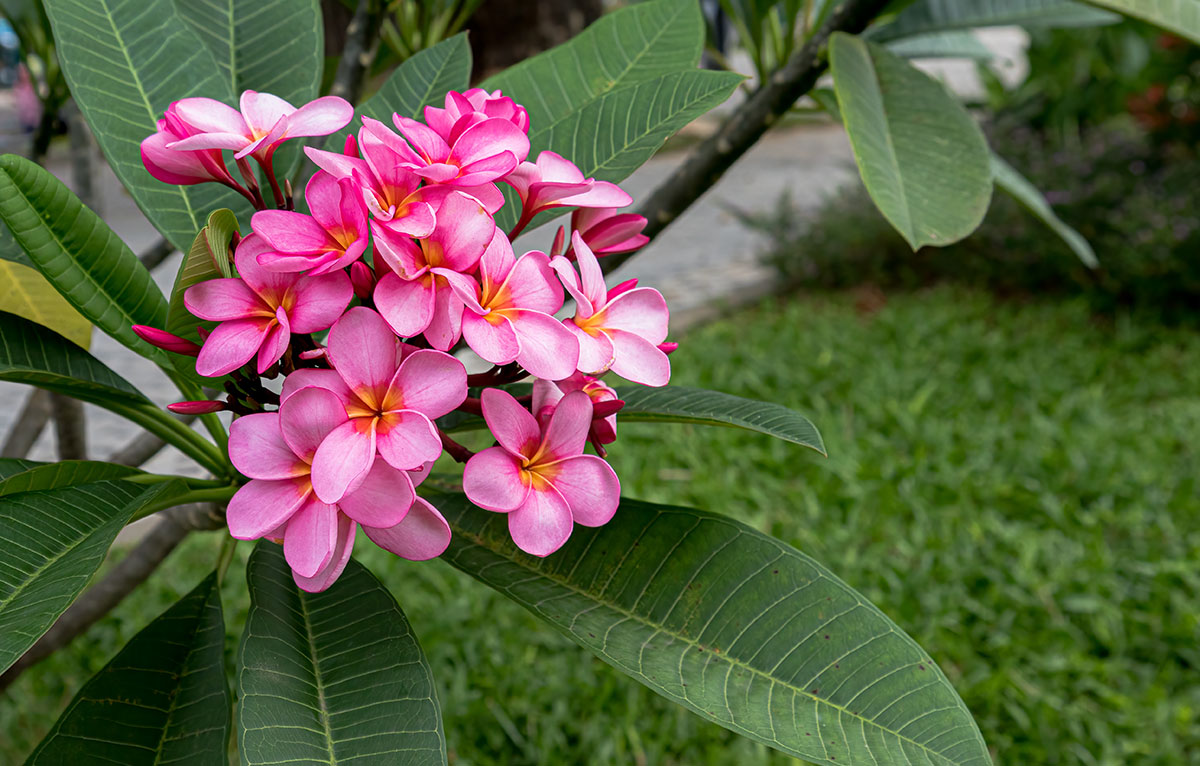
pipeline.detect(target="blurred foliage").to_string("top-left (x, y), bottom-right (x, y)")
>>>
top-left (5, 288), bottom-right (1199, 764)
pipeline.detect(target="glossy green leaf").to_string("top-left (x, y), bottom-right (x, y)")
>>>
top-left (0, 154), bottom-right (169, 365)
top-left (175, 0), bottom-right (322, 107)
top-left (0, 480), bottom-right (177, 675)
top-left (869, 0), bottom-right (1120, 42)
top-left (991, 152), bottom-right (1097, 268)
top-left (41, 0), bottom-right (250, 251)
top-left (1081, 0), bottom-right (1200, 45)
top-left (829, 33), bottom-right (992, 250)
top-left (0, 458), bottom-right (40, 481)
top-left (238, 542), bottom-right (447, 765)
top-left (0, 460), bottom-right (143, 497)
top-left (617, 386), bottom-right (826, 454)
top-left (0, 260), bottom-right (92, 348)
top-left (886, 30), bottom-right (993, 59)
top-left (437, 493), bottom-right (990, 766)
top-left (166, 210), bottom-right (239, 345)
top-left (26, 572), bottom-right (230, 765)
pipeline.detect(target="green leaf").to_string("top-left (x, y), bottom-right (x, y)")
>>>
top-left (437, 493), bottom-right (990, 766)
top-left (617, 386), bottom-right (826, 454)
top-left (238, 542), bottom-right (447, 765)
top-left (0, 458), bottom-right (41, 481)
top-left (0, 260), bottom-right (92, 349)
top-left (1081, 0), bottom-right (1200, 45)
top-left (869, 0), bottom-right (1120, 42)
top-left (360, 33), bottom-right (472, 126)
top-left (174, 0), bottom-right (323, 107)
top-left (166, 209), bottom-right (239, 345)
top-left (885, 30), bottom-right (994, 59)
top-left (0, 481), bottom-right (177, 675)
top-left (26, 572), bottom-right (230, 765)
top-left (0, 460), bottom-right (143, 497)
top-left (41, 0), bottom-right (250, 251)
top-left (829, 33), bottom-right (992, 250)
top-left (0, 154), bottom-right (169, 365)
top-left (991, 152), bottom-right (1097, 268)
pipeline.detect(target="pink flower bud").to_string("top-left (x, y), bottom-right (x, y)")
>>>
top-left (551, 225), bottom-right (566, 257)
top-left (132, 325), bottom-right (202, 356)
top-left (168, 400), bottom-right (227, 414)
top-left (658, 342), bottom-right (679, 355)
top-left (350, 261), bottom-right (375, 300)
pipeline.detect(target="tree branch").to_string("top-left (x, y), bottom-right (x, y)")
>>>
top-left (107, 413), bottom-right (199, 467)
top-left (138, 238), bottom-right (174, 271)
top-left (601, 0), bottom-right (889, 274)
top-left (328, 0), bottom-right (381, 104)
top-left (50, 394), bottom-right (86, 460)
top-left (2, 389), bottom-right (52, 458)
top-left (0, 503), bottom-right (226, 691)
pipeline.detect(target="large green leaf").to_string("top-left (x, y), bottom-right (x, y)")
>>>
top-left (991, 153), bottom-right (1097, 268)
top-left (41, 0), bottom-right (250, 251)
top-left (0, 155), bottom-right (169, 365)
top-left (885, 30), bottom-right (994, 60)
top-left (617, 386), bottom-right (826, 454)
top-left (238, 542), bottom-right (447, 765)
top-left (436, 493), bottom-right (990, 766)
top-left (174, 0), bottom-right (322, 107)
top-left (829, 33), bottom-right (992, 250)
top-left (166, 209), bottom-right (239, 345)
top-left (0, 458), bottom-right (41, 481)
top-left (0, 260), bottom-right (91, 349)
top-left (869, 0), bottom-right (1120, 42)
top-left (1081, 0), bottom-right (1200, 45)
top-left (0, 480), bottom-right (177, 675)
top-left (0, 460), bottom-right (143, 497)
top-left (26, 572), bottom-right (230, 765)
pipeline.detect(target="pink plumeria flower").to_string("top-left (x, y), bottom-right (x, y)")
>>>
top-left (463, 389), bottom-right (620, 557)
top-left (551, 233), bottom-right (671, 386)
top-left (533, 373), bottom-right (622, 446)
top-left (506, 151), bottom-right (632, 225)
top-left (424, 89), bottom-right (530, 144)
top-left (569, 207), bottom-right (649, 257)
top-left (387, 108), bottom-right (529, 191)
top-left (184, 233), bottom-right (352, 377)
top-left (297, 307), bottom-right (467, 503)
top-left (447, 231), bottom-right (578, 381)
top-left (165, 91), bottom-right (353, 164)
top-left (252, 171), bottom-right (370, 275)
top-left (141, 112), bottom-right (237, 188)
top-left (226, 392), bottom-right (449, 592)
top-left (373, 191), bottom-right (494, 349)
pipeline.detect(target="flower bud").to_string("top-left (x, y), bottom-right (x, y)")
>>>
top-left (350, 261), bottom-right (375, 300)
top-left (167, 399), bottom-right (227, 414)
top-left (658, 342), bottom-right (679, 356)
top-left (132, 325), bottom-right (201, 356)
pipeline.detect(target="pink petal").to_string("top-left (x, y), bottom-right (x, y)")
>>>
top-left (283, 96), bottom-right (354, 137)
top-left (304, 171), bottom-right (345, 232)
top-left (508, 485), bottom-right (574, 557)
top-left (375, 410), bottom-right (442, 471)
top-left (229, 412), bottom-right (309, 479)
top-left (310, 418), bottom-right (376, 503)
top-left (338, 461), bottom-right (415, 528)
top-left (280, 368), bottom-right (352, 405)
top-left (463, 446), bottom-right (528, 512)
top-left (140, 132), bottom-right (229, 186)
top-left (414, 163), bottom-right (460, 184)
top-left (462, 312), bottom-right (519, 366)
top-left (304, 145), bottom-right (367, 180)
top-left (454, 152), bottom-right (518, 186)
top-left (252, 210), bottom-right (335, 255)
top-left (390, 348), bottom-right (467, 418)
top-left (438, 268), bottom-right (487, 315)
top-left (608, 330), bottom-right (671, 387)
top-left (375, 273), bottom-right (435, 338)
top-left (195, 318), bottom-right (271, 377)
top-left (535, 150), bottom-right (585, 183)
top-left (233, 234), bottom-right (294, 298)
top-left (601, 287), bottom-right (670, 344)
top-left (227, 477), bottom-right (311, 540)
top-left (287, 271), bottom-right (353, 333)
top-left (558, 180), bottom-right (633, 209)
top-left (380, 200), bottom-right (436, 238)
top-left (571, 233), bottom-right (608, 309)
top-left (503, 252), bottom-right (563, 314)
top-left (538, 390), bottom-right (591, 462)
top-left (548, 454), bottom-right (620, 527)
top-left (363, 497), bottom-right (451, 560)
top-left (256, 315), bottom-right (289, 374)
top-left (427, 192), bottom-right (494, 271)
top-left (549, 256), bottom-right (592, 316)
top-left (511, 309), bottom-right (579, 381)
top-left (450, 118), bottom-right (530, 168)
top-left (240, 90), bottom-right (294, 135)
top-left (531, 378), bottom-right (565, 420)
top-left (278, 386), bottom-right (350, 463)
top-left (423, 282), bottom-right (464, 351)
top-left (481, 388), bottom-right (540, 458)
top-left (184, 278), bottom-right (266, 322)
top-left (453, 182), bottom-right (505, 214)
top-left (166, 132), bottom-right (252, 152)
top-left (393, 115), bottom-right (450, 163)
top-left (566, 322), bottom-right (614, 375)
top-left (372, 223), bottom-right (428, 278)
top-left (283, 496), bottom-right (339, 578)
top-left (173, 97), bottom-right (249, 136)
top-left (327, 307), bottom-right (399, 406)
top-left (293, 513), bottom-right (356, 592)
top-left (477, 229), bottom-right (515, 290)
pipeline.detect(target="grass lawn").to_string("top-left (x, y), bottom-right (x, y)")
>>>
top-left (3, 285), bottom-right (1198, 765)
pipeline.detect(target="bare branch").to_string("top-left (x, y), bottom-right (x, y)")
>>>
top-left (107, 413), bottom-right (199, 467)
top-left (138, 238), bottom-right (175, 271)
top-left (0, 503), bottom-right (226, 691)
top-left (50, 394), bottom-right (87, 461)
top-left (328, 0), bottom-right (381, 104)
top-left (602, 0), bottom-right (889, 274)
top-left (2, 389), bottom-right (52, 458)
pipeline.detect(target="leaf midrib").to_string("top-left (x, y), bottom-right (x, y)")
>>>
top-left (298, 589), bottom-right (338, 764)
top-left (449, 519), bottom-right (970, 764)
top-left (149, 581), bottom-right (213, 765)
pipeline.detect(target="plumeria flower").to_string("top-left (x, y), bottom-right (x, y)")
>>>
top-left (568, 207), bottom-right (649, 257)
top-left (386, 109), bottom-right (530, 191)
top-left (165, 91), bottom-right (353, 165)
top-left (293, 307), bottom-right (467, 503)
top-left (533, 373), bottom-right (622, 447)
top-left (225, 390), bottom-right (449, 592)
top-left (424, 88), bottom-right (530, 144)
top-left (141, 110), bottom-right (237, 189)
top-left (252, 171), bottom-right (370, 275)
top-left (551, 233), bottom-right (671, 386)
top-left (506, 151), bottom-right (632, 231)
top-left (463, 389), bottom-right (620, 556)
top-left (448, 231), bottom-right (578, 381)
top-left (373, 191), bottom-right (495, 349)
top-left (183, 233), bottom-right (352, 376)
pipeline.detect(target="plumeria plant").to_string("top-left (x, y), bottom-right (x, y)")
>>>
top-left (0, 0), bottom-right (1188, 764)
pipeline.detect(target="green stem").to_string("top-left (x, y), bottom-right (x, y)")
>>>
top-left (215, 534), bottom-right (238, 584)
top-left (118, 401), bottom-right (229, 478)
top-left (169, 372), bottom-right (230, 454)
top-left (131, 484), bottom-right (239, 522)
top-left (122, 473), bottom-right (231, 489)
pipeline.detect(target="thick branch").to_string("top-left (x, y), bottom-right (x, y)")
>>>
top-left (0, 503), bottom-right (226, 691)
top-left (327, 0), bottom-right (381, 104)
top-left (50, 394), bottom-right (87, 460)
top-left (107, 413), bottom-right (199, 467)
top-left (138, 238), bottom-right (174, 271)
top-left (602, 0), bottom-right (889, 274)
top-left (2, 389), bottom-right (52, 458)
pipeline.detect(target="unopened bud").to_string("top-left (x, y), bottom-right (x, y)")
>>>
top-left (350, 261), bottom-right (375, 299)
top-left (607, 278), bottom-right (639, 299)
top-left (167, 399), bottom-right (227, 414)
top-left (344, 134), bottom-right (359, 158)
top-left (658, 341), bottom-right (679, 355)
top-left (592, 399), bottom-right (625, 418)
top-left (551, 226), bottom-right (566, 256)
top-left (132, 325), bottom-right (201, 356)
top-left (298, 347), bottom-right (327, 361)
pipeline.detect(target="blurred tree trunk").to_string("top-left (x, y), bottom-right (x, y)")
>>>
top-left (466, 0), bottom-right (602, 80)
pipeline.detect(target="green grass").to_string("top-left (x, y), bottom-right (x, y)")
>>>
top-left (4, 286), bottom-right (1199, 765)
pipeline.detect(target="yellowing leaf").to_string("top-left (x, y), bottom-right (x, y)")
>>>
top-left (0, 260), bottom-right (91, 348)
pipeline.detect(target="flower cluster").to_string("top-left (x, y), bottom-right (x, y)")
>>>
top-left (136, 88), bottom-right (668, 591)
